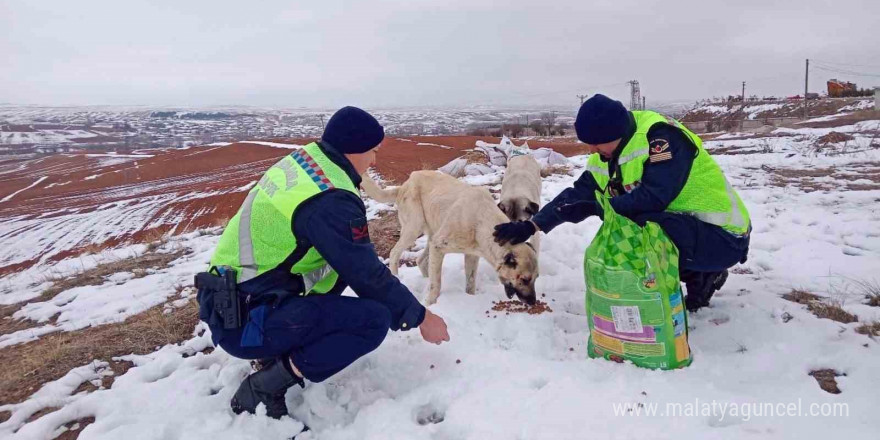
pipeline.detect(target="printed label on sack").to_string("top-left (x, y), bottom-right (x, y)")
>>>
top-left (611, 306), bottom-right (643, 334)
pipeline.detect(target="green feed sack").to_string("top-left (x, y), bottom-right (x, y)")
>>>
top-left (584, 193), bottom-right (692, 370)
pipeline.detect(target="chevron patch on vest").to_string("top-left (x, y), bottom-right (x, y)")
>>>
top-left (292, 149), bottom-right (336, 191)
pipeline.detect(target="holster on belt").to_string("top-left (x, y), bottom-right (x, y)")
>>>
top-left (195, 266), bottom-right (243, 330)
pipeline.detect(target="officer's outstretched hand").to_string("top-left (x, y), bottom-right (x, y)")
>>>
top-left (555, 201), bottom-right (597, 223)
top-left (420, 309), bottom-right (449, 345)
top-left (493, 221), bottom-right (537, 245)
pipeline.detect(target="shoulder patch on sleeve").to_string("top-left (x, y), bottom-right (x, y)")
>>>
top-left (649, 138), bottom-right (672, 163)
top-left (349, 217), bottom-right (371, 244)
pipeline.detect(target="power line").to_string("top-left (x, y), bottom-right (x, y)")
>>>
top-left (812, 59), bottom-right (880, 69)
top-left (811, 64), bottom-right (880, 78)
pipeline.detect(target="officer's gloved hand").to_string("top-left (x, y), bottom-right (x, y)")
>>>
top-left (493, 221), bottom-right (537, 245)
top-left (555, 201), bottom-right (597, 223)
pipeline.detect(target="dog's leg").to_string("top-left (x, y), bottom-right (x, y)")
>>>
top-left (417, 248), bottom-right (429, 278)
top-left (425, 244), bottom-right (444, 305)
top-left (464, 254), bottom-right (479, 295)
top-left (389, 225), bottom-right (422, 276)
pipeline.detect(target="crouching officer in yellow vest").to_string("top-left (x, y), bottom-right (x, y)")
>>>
top-left (197, 106), bottom-right (449, 420)
top-left (494, 94), bottom-right (751, 312)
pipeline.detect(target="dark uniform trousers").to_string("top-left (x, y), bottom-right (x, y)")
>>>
top-left (630, 212), bottom-right (750, 303)
top-left (200, 271), bottom-right (391, 383)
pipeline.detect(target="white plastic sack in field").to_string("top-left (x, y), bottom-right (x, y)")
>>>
top-left (474, 143), bottom-right (509, 166)
top-left (475, 136), bottom-right (531, 166)
top-left (530, 148), bottom-right (569, 167)
top-left (464, 163), bottom-right (495, 176)
top-left (438, 157), bottom-right (468, 177)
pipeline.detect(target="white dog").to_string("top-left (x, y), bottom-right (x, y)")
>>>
top-left (498, 154), bottom-right (542, 252)
top-left (361, 171), bottom-right (539, 305)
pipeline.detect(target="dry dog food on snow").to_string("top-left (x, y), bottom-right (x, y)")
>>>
top-left (489, 299), bottom-right (553, 315)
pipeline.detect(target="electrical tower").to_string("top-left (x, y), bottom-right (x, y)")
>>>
top-left (627, 80), bottom-right (642, 110)
top-left (577, 94), bottom-right (588, 105)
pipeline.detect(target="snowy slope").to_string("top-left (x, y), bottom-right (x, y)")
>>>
top-left (2, 125), bottom-right (879, 439)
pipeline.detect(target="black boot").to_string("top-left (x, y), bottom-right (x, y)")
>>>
top-left (231, 357), bottom-right (304, 419)
top-left (684, 270), bottom-right (728, 312)
top-left (712, 270), bottom-right (729, 292)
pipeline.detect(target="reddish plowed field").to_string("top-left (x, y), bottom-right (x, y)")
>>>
top-left (0, 136), bottom-right (582, 274)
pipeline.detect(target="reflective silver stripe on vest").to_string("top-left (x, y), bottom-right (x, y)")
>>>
top-left (690, 179), bottom-right (747, 231)
top-left (302, 264), bottom-right (333, 293)
top-left (585, 165), bottom-right (609, 176)
top-left (618, 148), bottom-right (649, 165)
top-left (237, 190), bottom-right (259, 282)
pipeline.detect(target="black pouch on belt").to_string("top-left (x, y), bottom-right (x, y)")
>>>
top-left (194, 266), bottom-right (244, 330)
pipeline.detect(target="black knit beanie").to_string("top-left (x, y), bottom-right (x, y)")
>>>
top-left (321, 106), bottom-right (385, 154)
top-left (574, 94), bottom-right (629, 144)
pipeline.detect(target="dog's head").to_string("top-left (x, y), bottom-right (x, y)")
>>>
top-left (496, 243), bottom-right (539, 305)
top-left (498, 198), bottom-right (539, 222)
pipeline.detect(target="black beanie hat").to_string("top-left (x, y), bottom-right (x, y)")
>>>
top-left (321, 106), bottom-right (385, 154)
top-left (574, 94), bottom-right (630, 144)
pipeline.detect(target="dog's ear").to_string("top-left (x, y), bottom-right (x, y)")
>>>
top-left (525, 202), bottom-right (539, 216)
top-left (503, 252), bottom-right (517, 268)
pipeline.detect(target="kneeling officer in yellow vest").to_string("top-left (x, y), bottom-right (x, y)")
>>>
top-left (197, 106), bottom-right (449, 420)
top-left (494, 94), bottom-right (751, 312)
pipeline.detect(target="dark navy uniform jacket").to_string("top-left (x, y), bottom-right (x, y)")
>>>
top-left (532, 112), bottom-right (697, 232)
top-left (246, 142), bottom-right (426, 331)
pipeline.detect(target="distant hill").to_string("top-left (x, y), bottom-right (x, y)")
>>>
top-left (681, 97), bottom-right (873, 122)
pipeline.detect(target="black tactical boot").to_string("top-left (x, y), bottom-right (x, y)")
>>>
top-left (712, 270), bottom-right (729, 292)
top-left (231, 357), bottom-right (304, 419)
top-left (684, 270), bottom-right (728, 312)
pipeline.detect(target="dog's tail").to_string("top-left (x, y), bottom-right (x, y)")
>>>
top-left (359, 173), bottom-right (399, 204)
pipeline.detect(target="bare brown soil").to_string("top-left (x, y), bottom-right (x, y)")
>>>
top-left (782, 289), bottom-right (823, 304)
top-left (39, 248), bottom-right (189, 302)
top-left (855, 321), bottom-right (880, 337)
top-left (0, 137), bottom-right (583, 276)
top-left (809, 369), bottom-right (845, 394)
top-left (807, 301), bottom-right (858, 324)
top-left (55, 416), bottom-right (95, 440)
top-left (541, 164), bottom-right (574, 178)
top-left (369, 211), bottom-right (401, 260)
top-left (782, 289), bottom-right (859, 324)
top-left (798, 110), bottom-right (880, 129)
top-left (759, 163), bottom-right (880, 193)
top-left (816, 131), bottom-right (855, 144)
top-left (0, 300), bottom-right (199, 406)
top-left (371, 136), bottom-right (584, 183)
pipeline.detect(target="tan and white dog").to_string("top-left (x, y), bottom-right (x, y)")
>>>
top-left (498, 154), bottom-right (542, 252)
top-left (361, 171), bottom-right (539, 305)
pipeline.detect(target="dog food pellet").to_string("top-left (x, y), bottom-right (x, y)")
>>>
top-left (456, 359), bottom-right (461, 364)
top-left (490, 300), bottom-right (553, 315)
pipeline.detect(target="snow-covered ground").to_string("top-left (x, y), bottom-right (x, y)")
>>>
top-left (2, 124), bottom-right (879, 439)
top-left (0, 130), bottom-right (99, 146)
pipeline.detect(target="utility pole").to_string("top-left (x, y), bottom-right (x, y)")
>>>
top-left (742, 81), bottom-right (746, 102)
top-left (319, 114), bottom-right (325, 129)
top-left (627, 80), bottom-right (641, 111)
top-left (577, 94), bottom-right (588, 105)
top-left (803, 59), bottom-right (809, 119)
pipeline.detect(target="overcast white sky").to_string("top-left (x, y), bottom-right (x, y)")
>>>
top-left (2, 0), bottom-right (878, 108)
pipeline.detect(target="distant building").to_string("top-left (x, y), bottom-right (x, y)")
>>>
top-left (827, 79), bottom-right (857, 97)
